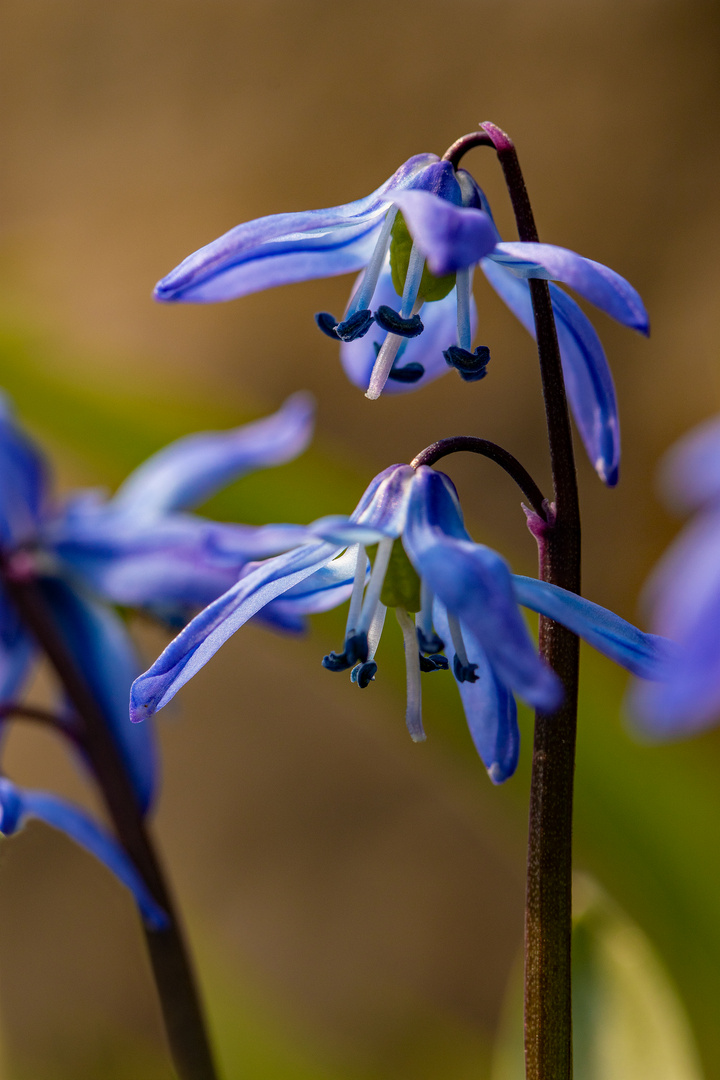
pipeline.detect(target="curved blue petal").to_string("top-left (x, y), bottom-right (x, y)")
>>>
top-left (111, 393), bottom-right (315, 516)
top-left (0, 395), bottom-right (49, 547)
top-left (341, 267), bottom-right (477, 394)
top-left (130, 540), bottom-right (341, 721)
top-left (392, 191), bottom-right (499, 275)
top-left (433, 602), bottom-right (519, 783)
top-left (272, 546), bottom-right (363, 614)
top-left (481, 259), bottom-right (620, 485)
top-left (403, 469), bottom-right (561, 709)
top-left (512, 575), bottom-right (673, 679)
top-left (488, 242), bottom-right (649, 333)
top-left (40, 577), bottom-right (158, 813)
top-left (350, 464), bottom-right (415, 536)
top-left (0, 779), bottom-right (167, 929)
top-left (154, 155), bottom-right (440, 303)
top-left (658, 415), bottom-right (720, 513)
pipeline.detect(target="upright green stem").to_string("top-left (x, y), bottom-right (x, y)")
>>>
top-left (2, 566), bottom-right (218, 1080)
top-left (479, 122), bottom-right (581, 1080)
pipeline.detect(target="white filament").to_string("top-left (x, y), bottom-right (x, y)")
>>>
top-left (346, 209), bottom-right (398, 317)
top-left (357, 538), bottom-right (394, 633)
top-left (416, 578), bottom-right (435, 640)
top-left (366, 602), bottom-right (387, 660)
top-left (344, 544), bottom-right (366, 636)
top-left (456, 267), bottom-right (474, 351)
top-left (447, 612), bottom-right (471, 668)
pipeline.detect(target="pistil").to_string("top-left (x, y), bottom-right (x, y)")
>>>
top-left (396, 607), bottom-right (425, 741)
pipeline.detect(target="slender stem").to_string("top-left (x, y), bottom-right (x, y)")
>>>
top-left (441, 131), bottom-right (494, 168)
top-left (410, 436), bottom-right (549, 520)
top-left (0, 701), bottom-right (81, 737)
top-left (479, 122), bottom-right (581, 1080)
top-left (1, 568), bottom-right (218, 1080)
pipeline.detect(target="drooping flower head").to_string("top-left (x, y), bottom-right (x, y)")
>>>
top-left (0, 392), bottom-right (315, 906)
top-left (630, 414), bottom-right (720, 736)
top-left (131, 463), bottom-right (668, 783)
top-left (154, 143), bottom-right (649, 486)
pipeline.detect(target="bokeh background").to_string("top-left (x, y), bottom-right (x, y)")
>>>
top-left (1, 0), bottom-right (720, 1077)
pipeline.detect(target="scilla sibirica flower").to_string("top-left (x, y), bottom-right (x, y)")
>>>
top-left (154, 144), bottom-right (647, 485)
top-left (131, 463), bottom-right (668, 783)
top-left (0, 392), bottom-right (315, 908)
top-left (630, 413), bottom-right (720, 735)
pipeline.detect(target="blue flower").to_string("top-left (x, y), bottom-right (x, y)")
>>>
top-left (131, 464), bottom-right (668, 783)
top-left (0, 391), bottom-right (314, 902)
top-left (630, 415), bottom-right (720, 736)
top-left (154, 153), bottom-right (648, 485)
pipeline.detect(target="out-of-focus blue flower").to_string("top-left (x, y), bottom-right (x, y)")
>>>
top-left (154, 153), bottom-right (648, 485)
top-left (630, 415), bottom-right (720, 735)
top-left (0, 391), bottom-right (315, 804)
top-left (131, 464), bottom-right (668, 783)
top-left (0, 391), bottom-right (314, 905)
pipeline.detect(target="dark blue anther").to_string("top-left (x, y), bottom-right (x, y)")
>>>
top-left (335, 309), bottom-right (375, 341)
top-left (322, 650), bottom-right (353, 671)
top-left (453, 654), bottom-right (479, 683)
top-left (322, 631), bottom-right (369, 672)
top-left (419, 653), bottom-right (449, 673)
top-left (345, 631), bottom-right (369, 665)
top-left (353, 661), bottom-right (378, 688)
top-left (443, 345), bottom-right (491, 382)
top-left (417, 628), bottom-right (445, 655)
top-left (315, 312), bottom-right (341, 339)
top-left (374, 305), bottom-right (424, 338)
top-left (388, 362), bottom-right (425, 383)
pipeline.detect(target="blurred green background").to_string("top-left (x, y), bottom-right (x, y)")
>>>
top-left (1, 0), bottom-right (720, 1076)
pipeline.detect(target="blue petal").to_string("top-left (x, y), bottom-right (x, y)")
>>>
top-left (511, 575), bottom-right (673, 679)
top-left (642, 508), bottom-right (720, 643)
top-left (130, 540), bottom-right (341, 721)
top-left (350, 464), bottom-right (416, 536)
top-left (433, 602), bottom-right (519, 783)
top-left (154, 155), bottom-right (440, 303)
top-left (403, 469), bottom-right (561, 709)
top-left (392, 191), bottom-right (499, 275)
top-left (658, 415), bottom-right (720, 513)
top-left (111, 393), bottom-right (315, 516)
top-left (40, 578), bottom-right (158, 813)
top-left (0, 395), bottom-right (49, 547)
top-left (488, 242), bottom-right (649, 333)
top-left (0, 779), bottom-right (167, 929)
top-left (629, 579), bottom-right (720, 738)
top-left (481, 259), bottom-right (620, 485)
top-left (341, 267), bottom-right (477, 394)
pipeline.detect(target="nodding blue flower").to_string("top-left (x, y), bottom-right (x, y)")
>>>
top-left (0, 391), bottom-right (314, 905)
top-left (131, 464), bottom-right (668, 784)
top-left (630, 414), bottom-right (720, 736)
top-left (154, 152), bottom-right (648, 485)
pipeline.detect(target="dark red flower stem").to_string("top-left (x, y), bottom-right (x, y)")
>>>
top-left (446, 124), bottom-right (581, 1080)
top-left (1, 565), bottom-right (219, 1080)
top-left (410, 437), bottom-right (549, 520)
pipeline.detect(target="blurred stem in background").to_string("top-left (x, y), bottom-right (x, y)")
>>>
top-left (445, 124), bottom-right (582, 1080)
top-left (1, 564), bottom-right (218, 1080)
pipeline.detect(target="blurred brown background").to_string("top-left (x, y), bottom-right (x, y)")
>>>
top-left (1, 1), bottom-right (719, 1077)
